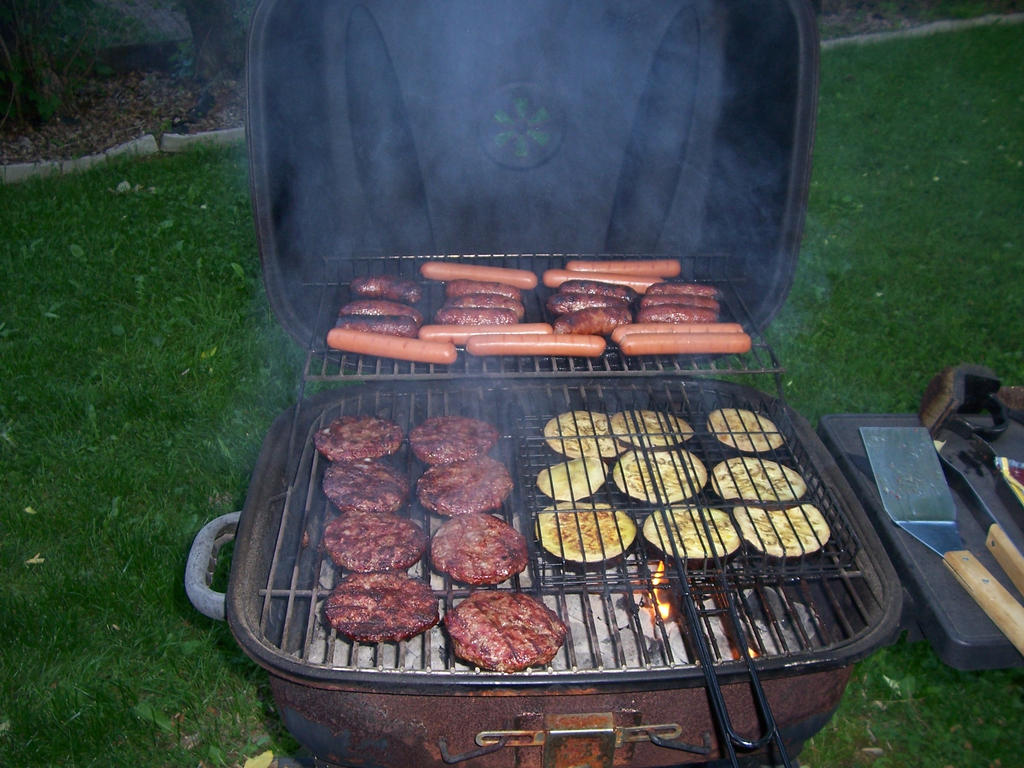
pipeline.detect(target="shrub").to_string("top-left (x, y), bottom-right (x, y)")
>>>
top-left (0, 0), bottom-right (104, 126)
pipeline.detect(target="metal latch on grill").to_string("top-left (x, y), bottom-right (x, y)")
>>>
top-left (439, 712), bottom-right (711, 766)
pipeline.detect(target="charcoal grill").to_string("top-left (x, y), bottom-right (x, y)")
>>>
top-left (186, 0), bottom-right (902, 765)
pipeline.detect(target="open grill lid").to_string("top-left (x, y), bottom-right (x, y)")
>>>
top-left (246, 0), bottom-right (819, 346)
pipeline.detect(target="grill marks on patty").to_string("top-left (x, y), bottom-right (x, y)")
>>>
top-left (323, 458), bottom-right (409, 514)
top-left (409, 416), bottom-right (499, 465)
top-left (323, 512), bottom-right (428, 572)
top-left (314, 415), bottom-right (404, 461)
top-left (417, 456), bottom-right (513, 516)
top-left (430, 513), bottom-right (528, 585)
top-left (444, 591), bottom-right (567, 672)
top-left (324, 572), bottom-right (439, 642)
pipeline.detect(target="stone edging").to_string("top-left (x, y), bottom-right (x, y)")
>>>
top-left (4, 12), bottom-right (1023, 185)
top-left (1, 127), bottom-right (245, 185)
top-left (821, 11), bottom-right (1024, 49)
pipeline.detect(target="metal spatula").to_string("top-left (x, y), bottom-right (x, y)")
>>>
top-left (860, 426), bottom-right (1024, 656)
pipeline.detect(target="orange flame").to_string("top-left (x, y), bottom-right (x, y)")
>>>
top-left (731, 643), bottom-right (760, 661)
top-left (650, 562), bottom-right (672, 620)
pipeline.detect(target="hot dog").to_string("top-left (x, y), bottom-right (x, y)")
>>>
top-left (326, 328), bottom-right (458, 364)
top-left (617, 332), bottom-right (752, 356)
top-left (542, 269), bottom-right (662, 293)
top-left (644, 281), bottom-right (719, 299)
top-left (339, 299), bottom-right (424, 327)
top-left (465, 333), bottom-right (607, 357)
top-left (433, 307), bottom-right (519, 326)
top-left (638, 293), bottom-right (720, 312)
top-left (635, 304), bottom-right (718, 324)
top-left (420, 261), bottom-right (538, 290)
top-left (333, 315), bottom-right (420, 338)
top-left (552, 306), bottom-right (632, 336)
top-left (610, 322), bottom-right (745, 345)
top-left (564, 258), bottom-right (681, 278)
top-left (418, 323), bottom-right (554, 344)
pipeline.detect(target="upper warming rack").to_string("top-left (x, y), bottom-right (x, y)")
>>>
top-left (299, 252), bottom-right (782, 382)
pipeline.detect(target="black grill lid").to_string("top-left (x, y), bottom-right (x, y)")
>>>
top-left (246, 0), bottom-right (819, 345)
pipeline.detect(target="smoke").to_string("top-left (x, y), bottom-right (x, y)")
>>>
top-left (247, 0), bottom-right (814, 338)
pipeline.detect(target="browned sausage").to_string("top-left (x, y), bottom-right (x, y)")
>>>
top-left (552, 306), bottom-right (632, 336)
top-left (433, 307), bottom-right (519, 326)
top-left (555, 279), bottom-right (638, 303)
top-left (340, 299), bottom-right (424, 327)
top-left (334, 315), bottom-right (419, 338)
top-left (350, 275), bottom-right (423, 303)
top-left (638, 293), bottom-right (720, 312)
top-left (442, 293), bottom-right (526, 320)
top-left (443, 280), bottom-right (523, 300)
top-left (644, 281), bottom-right (719, 299)
top-left (635, 304), bottom-right (718, 324)
top-left (545, 292), bottom-right (631, 316)
top-left (542, 269), bottom-right (661, 293)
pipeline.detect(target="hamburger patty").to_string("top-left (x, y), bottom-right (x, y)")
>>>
top-left (322, 512), bottom-right (428, 572)
top-left (430, 513), bottom-right (528, 585)
top-left (324, 572), bottom-right (438, 642)
top-left (444, 591), bottom-right (567, 672)
top-left (323, 458), bottom-right (409, 514)
top-left (313, 415), bottom-right (404, 461)
top-left (417, 456), bottom-right (513, 516)
top-left (409, 416), bottom-right (499, 465)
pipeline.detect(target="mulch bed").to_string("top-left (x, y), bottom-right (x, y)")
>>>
top-left (0, 72), bottom-right (245, 165)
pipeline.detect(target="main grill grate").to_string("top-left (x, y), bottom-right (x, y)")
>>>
top-left (250, 378), bottom-right (881, 683)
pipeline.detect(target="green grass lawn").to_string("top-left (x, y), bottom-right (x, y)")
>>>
top-left (2, 20), bottom-right (1023, 768)
top-left (0, 147), bottom-right (306, 765)
top-left (775, 21), bottom-right (1024, 768)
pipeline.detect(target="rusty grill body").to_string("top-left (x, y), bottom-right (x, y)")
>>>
top-left (222, 0), bottom-right (902, 765)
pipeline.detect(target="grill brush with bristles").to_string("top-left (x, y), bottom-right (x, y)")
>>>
top-left (919, 364), bottom-right (1023, 440)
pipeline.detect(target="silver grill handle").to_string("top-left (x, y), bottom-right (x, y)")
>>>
top-left (185, 511), bottom-right (241, 621)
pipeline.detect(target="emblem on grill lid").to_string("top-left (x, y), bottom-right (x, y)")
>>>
top-left (480, 82), bottom-right (563, 169)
